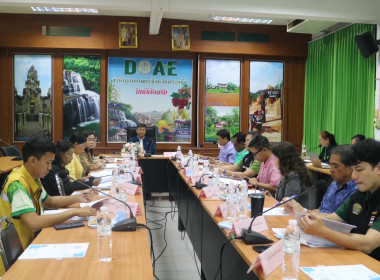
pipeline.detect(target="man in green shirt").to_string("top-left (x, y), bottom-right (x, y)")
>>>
top-left (299, 139), bottom-right (380, 261)
top-left (232, 132), bottom-right (249, 164)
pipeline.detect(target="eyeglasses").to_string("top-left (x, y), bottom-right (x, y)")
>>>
top-left (253, 147), bottom-right (264, 157)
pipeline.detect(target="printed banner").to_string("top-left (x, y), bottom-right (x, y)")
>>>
top-left (63, 55), bottom-right (101, 139)
top-left (249, 61), bottom-right (284, 142)
top-left (107, 57), bottom-right (193, 143)
top-left (204, 59), bottom-right (241, 142)
top-left (14, 54), bottom-right (53, 141)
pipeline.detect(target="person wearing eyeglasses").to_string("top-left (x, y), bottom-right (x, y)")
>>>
top-left (247, 134), bottom-right (282, 194)
top-left (78, 130), bottom-right (105, 176)
top-left (129, 123), bottom-right (156, 155)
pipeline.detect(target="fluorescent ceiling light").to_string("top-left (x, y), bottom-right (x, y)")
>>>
top-left (210, 15), bottom-right (272, 24)
top-left (31, 7), bottom-right (98, 14)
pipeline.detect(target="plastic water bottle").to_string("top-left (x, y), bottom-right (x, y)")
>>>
top-left (282, 220), bottom-right (300, 280)
top-left (193, 154), bottom-right (199, 174)
top-left (237, 181), bottom-right (248, 219)
top-left (97, 206), bottom-right (112, 262)
top-left (176, 146), bottom-right (183, 164)
top-left (203, 160), bottom-right (210, 175)
top-left (111, 167), bottom-right (119, 195)
top-left (212, 168), bottom-right (220, 199)
top-left (226, 184), bottom-right (236, 221)
top-left (301, 145), bottom-right (307, 158)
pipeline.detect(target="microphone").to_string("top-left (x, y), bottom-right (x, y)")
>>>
top-left (99, 155), bottom-right (114, 159)
top-left (67, 175), bottom-right (137, 231)
top-left (306, 145), bottom-right (321, 153)
top-left (195, 173), bottom-right (209, 189)
top-left (0, 138), bottom-right (22, 161)
top-left (242, 185), bottom-right (317, 245)
top-left (122, 171), bottom-right (140, 185)
top-left (184, 155), bottom-right (194, 168)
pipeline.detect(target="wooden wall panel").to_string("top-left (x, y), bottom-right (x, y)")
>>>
top-left (0, 13), bottom-right (310, 154)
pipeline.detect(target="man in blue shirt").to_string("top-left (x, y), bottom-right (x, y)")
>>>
top-left (285, 145), bottom-right (357, 215)
top-left (129, 123), bottom-right (156, 155)
top-left (216, 129), bottom-right (236, 164)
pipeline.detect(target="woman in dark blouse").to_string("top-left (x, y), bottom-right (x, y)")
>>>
top-left (318, 131), bottom-right (337, 163)
top-left (273, 142), bottom-right (313, 208)
top-left (41, 140), bottom-right (99, 196)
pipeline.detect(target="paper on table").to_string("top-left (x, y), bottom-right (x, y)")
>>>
top-left (90, 169), bottom-right (113, 177)
top-left (301, 264), bottom-right (380, 280)
top-left (97, 181), bottom-right (112, 190)
top-left (104, 163), bottom-right (118, 169)
top-left (19, 243), bottom-right (89, 259)
top-left (295, 212), bottom-right (356, 247)
top-left (80, 197), bottom-right (107, 208)
top-left (272, 228), bottom-right (286, 239)
top-left (101, 176), bottom-right (112, 183)
top-left (42, 209), bottom-right (88, 221)
top-left (263, 207), bottom-right (289, 216)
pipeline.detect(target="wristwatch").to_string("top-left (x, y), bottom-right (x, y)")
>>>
top-left (222, 169), bottom-right (227, 176)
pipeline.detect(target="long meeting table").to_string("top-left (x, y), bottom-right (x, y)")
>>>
top-left (2, 187), bottom-right (153, 279)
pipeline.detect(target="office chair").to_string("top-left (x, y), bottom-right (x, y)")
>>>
top-left (126, 126), bottom-right (156, 152)
top-left (0, 216), bottom-right (24, 271)
top-left (1, 146), bottom-right (22, 157)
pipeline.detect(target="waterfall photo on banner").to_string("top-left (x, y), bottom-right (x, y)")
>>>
top-left (107, 57), bottom-right (193, 143)
top-left (62, 55), bottom-right (101, 139)
top-left (14, 54), bottom-right (53, 141)
top-left (249, 61), bottom-right (284, 142)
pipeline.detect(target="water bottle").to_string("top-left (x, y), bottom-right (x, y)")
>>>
top-left (226, 184), bottom-right (236, 221)
top-left (282, 220), bottom-right (300, 280)
top-left (193, 154), bottom-right (199, 174)
top-left (237, 181), bottom-right (248, 219)
top-left (176, 146), bottom-right (182, 164)
top-left (188, 149), bottom-right (193, 158)
top-left (212, 168), bottom-right (220, 199)
top-left (111, 167), bottom-right (119, 195)
top-left (301, 145), bottom-right (307, 158)
top-left (203, 160), bottom-right (210, 175)
top-left (97, 206), bottom-right (112, 262)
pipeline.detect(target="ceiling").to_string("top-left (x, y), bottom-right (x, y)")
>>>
top-left (0, 0), bottom-right (379, 36)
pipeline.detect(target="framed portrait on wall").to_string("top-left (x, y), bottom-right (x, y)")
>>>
top-left (13, 54), bottom-right (53, 141)
top-left (119, 22), bottom-right (138, 48)
top-left (171, 25), bottom-right (190, 51)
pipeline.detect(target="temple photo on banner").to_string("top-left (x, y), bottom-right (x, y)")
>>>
top-left (204, 59), bottom-right (241, 142)
top-left (13, 54), bottom-right (53, 141)
top-left (107, 57), bottom-right (193, 143)
top-left (249, 61), bottom-right (284, 142)
top-left (62, 55), bottom-right (101, 140)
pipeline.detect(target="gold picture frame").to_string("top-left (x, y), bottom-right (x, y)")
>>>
top-left (171, 25), bottom-right (190, 51)
top-left (119, 22), bottom-right (138, 48)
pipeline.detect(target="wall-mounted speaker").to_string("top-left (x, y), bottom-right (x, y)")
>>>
top-left (355, 30), bottom-right (379, 58)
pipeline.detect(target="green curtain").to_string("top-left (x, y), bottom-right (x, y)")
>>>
top-left (303, 23), bottom-right (375, 151)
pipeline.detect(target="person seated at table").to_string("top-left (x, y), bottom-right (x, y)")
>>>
top-left (285, 145), bottom-right (357, 215)
top-left (41, 140), bottom-right (101, 196)
top-left (248, 134), bottom-right (282, 194)
top-left (232, 132), bottom-right (249, 164)
top-left (215, 129), bottom-right (236, 164)
top-left (0, 136), bottom-right (96, 275)
top-left (129, 123), bottom-right (156, 155)
top-left (272, 142), bottom-right (313, 208)
top-left (213, 131), bottom-right (261, 179)
top-left (351, 134), bottom-right (366, 145)
top-left (78, 130), bottom-right (105, 175)
top-left (66, 132), bottom-right (87, 181)
top-left (299, 139), bottom-right (380, 261)
top-left (318, 130), bottom-right (337, 163)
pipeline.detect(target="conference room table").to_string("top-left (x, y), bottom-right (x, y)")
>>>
top-left (167, 160), bottom-right (380, 280)
top-left (2, 184), bottom-right (153, 279)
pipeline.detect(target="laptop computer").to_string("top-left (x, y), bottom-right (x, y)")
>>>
top-left (309, 152), bottom-right (331, 169)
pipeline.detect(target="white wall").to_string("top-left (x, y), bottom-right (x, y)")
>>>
top-left (375, 25), bottom-right (380, 140)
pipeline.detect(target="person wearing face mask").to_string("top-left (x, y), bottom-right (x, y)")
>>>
top-left (41, 140), bottom-right (101, 196)
top-left (78, 130), bottom-right (105, 176)
top-left (318, 130), bottom-right (338, 163)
